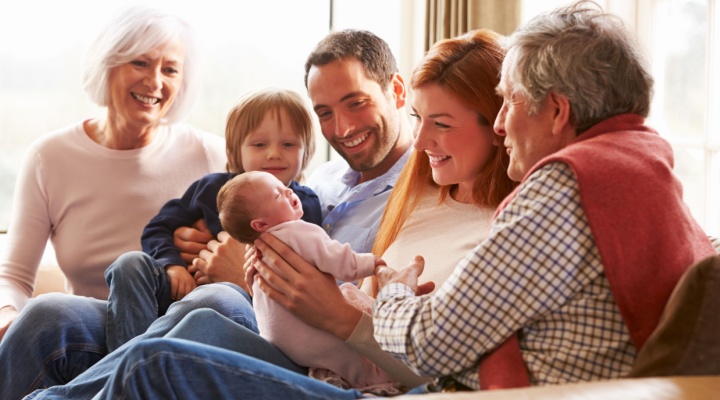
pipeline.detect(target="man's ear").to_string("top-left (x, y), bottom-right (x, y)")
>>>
top-left (390, 73), bottom-right (407, 109)
top-left (548, 92), bottom-right (571, 136)
top-left (250, 219), bottom-right (269, 233)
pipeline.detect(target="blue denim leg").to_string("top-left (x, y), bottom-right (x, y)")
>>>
top-left (97, 338), bottom-right (365, 400)
top-left (104, 251), bottom-right (172, 352)
top-left (26, 282), bottom-right (256, 399)
top-left (166, 308), bottom-right (308, 374)
top-left (0, 294), bottom-right (107, 400)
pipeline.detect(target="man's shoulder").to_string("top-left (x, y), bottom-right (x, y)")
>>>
top-left (307, 159), bottom-right (353, 192)
top-left (308, 159), bottom-right (351, 181)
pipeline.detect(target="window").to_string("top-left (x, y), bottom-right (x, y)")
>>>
top-left (0, 0), bottom-right (418, 233)
top-left (637, 0), bottom-right (720, 236)
top-left (0, 1), bottom-right (332, 232)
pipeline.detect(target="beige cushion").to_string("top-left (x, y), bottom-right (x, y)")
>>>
top-left (630, 255), bottom-right (720, 377)
top-left (32, 266), bottom-right (67, 297)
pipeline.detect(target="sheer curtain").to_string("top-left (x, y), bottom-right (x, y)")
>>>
top-left (425, 0), bottom-right (521, 49)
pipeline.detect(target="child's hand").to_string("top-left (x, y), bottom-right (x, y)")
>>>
top-left (166, 265), bottom-right (198, 301)
top-left (174, 219), bottom-right (214, 265)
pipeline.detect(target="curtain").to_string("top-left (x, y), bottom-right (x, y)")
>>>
top-left (425, 0), bottom-right (521, 50)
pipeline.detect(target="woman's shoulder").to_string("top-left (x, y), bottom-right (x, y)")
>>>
top-left (27, 121), bottom-right (88, 156)
top-left (31, 121), bottom-right (84, 144)
top-left (163, 123), bottom-right (226, 167)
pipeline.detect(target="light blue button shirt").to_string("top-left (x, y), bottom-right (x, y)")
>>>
top-left (307, 149), bottom-right (412, 253)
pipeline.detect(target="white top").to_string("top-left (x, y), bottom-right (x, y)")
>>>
top-left (363, 185), bottom-right (495, 294)
top-left (348, 185), bottom-right (496, 387)
top-left (0, 121), bottom-right (226, 310)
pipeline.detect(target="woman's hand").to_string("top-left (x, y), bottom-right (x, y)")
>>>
top-left (0, 305), bottom-right (19, 341)
top-left (253, 233), bottom-right (362, 340)
top-left (189, 231), bottom-right (248, 292)
top-left (375, 255), bottom-right (435, 295)
top-left (174, 219), bottom-right (214, 265)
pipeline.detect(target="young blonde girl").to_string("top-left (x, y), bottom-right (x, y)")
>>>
top-left (104, 88), bottom-right (321, 351)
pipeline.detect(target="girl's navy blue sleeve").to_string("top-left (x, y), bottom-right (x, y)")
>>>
top-left (141, 172), bottom-right (235, 268)
top-left (290, 180), bottom-right (323, 227)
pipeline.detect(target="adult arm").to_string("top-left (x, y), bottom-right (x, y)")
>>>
top-left (0, 307), bottom-right (19, 340)
top-left (0, 147), bottom-right (53, 339)
top-left (253, 234), bottom-right (431, 385)
top-left (253, 233), bottom-right (362, 340)
top-left (0, 147), bottom-right (51, 313)
top-left (253, 233), bottom-right (438, 385)
top-left (189, 231), bottom-right (249, 293)
top-left (345, 312), bottom-right (431, 388)
top-left (373, 163), bottom-right (604, 378)
top-left (173, 221), bottom-right (214, 265)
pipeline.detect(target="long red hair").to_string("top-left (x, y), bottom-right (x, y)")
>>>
top-left (369, 30), bottom-right (517, 296)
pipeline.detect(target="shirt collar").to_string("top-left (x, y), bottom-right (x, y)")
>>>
top-left (339, 147), bottom-right (413, 194)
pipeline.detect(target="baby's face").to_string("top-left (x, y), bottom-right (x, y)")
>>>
top-left (252, 171), bottom-right (304, 228)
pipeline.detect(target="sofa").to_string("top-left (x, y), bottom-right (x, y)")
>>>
top-left (402, 376), bottom-right (720, 399)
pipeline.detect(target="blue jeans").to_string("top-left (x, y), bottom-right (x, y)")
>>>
top-left (104, 251), bottom-right (173, 352)
top-left (27, 308), bottom-right (308, 399)
top-left (1, 282), bottom-right (255, 400)
top-left (0, 294), bottom-right (107, 400)
top-left (96, 338), bottom-right (365, 399)
top-left (93, 311), bottom-right (438, 398)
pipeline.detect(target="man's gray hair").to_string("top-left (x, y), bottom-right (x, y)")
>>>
top-left (503, 0), bottom-right (654, 133)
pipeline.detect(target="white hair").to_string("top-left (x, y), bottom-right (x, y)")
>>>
top-left (82, 5), bottom-right (201, 124)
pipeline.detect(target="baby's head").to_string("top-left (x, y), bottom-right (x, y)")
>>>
top-left (224, 88), bottom-right (316, 185)
top-left (218, 171), bottom-right (304, 244)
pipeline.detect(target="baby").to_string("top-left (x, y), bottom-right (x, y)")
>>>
top-left (217, 171), bottom-right (399, 391)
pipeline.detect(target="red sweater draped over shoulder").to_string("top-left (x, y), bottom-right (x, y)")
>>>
top-left (479, 114), bottom-right (716, 389)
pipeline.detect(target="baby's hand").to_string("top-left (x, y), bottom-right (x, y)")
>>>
top-left (374, 256), bottom-right (386, 268)
top-left (243, 244), bottom-right (258, 297)
top-left (166, 265), bottom-right (198, 301)
top-left (375, 255), bottom-right (434, 296)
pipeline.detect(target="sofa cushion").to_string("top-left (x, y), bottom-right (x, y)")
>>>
top-left (630, 255), bottom-right (720, 377)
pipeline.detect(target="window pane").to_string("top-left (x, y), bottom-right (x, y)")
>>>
top-left (0, 0), bottom-right (330, 232)
top-left (709, 150), bottom-right (720, 235)
top-left (650, 0), bottom-right (707, 142)
top-left (710, 0), bottom-right (720, 148)
top-left (672, 145), bottom-right (707, 225)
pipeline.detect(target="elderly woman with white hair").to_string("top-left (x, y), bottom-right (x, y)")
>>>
top-left (0, 6), bottom-right (242, 399)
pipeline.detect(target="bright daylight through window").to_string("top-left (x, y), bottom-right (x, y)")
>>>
top-left (1, 0), bottom-right (718, 238)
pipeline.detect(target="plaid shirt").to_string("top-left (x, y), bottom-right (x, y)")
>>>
top-left (373, 162), bottom-right (637, 389)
